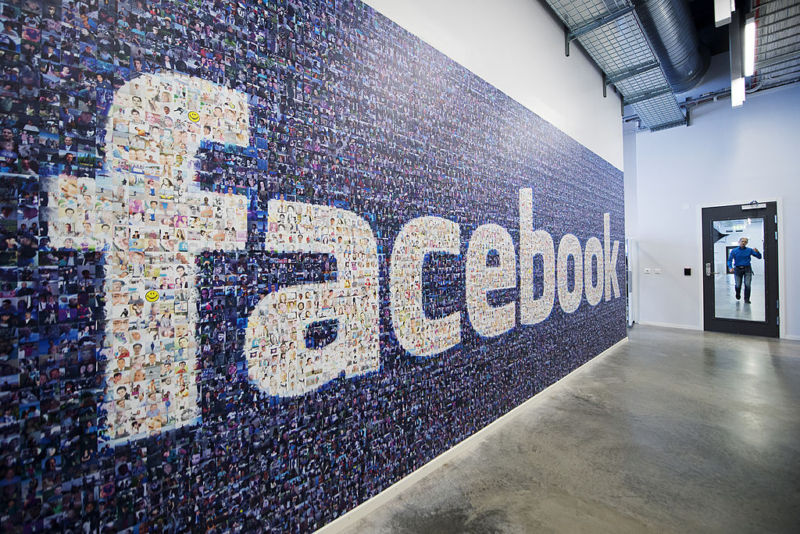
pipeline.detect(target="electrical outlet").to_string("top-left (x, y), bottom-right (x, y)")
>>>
top-left (644, 268), bottom-right (651, 274)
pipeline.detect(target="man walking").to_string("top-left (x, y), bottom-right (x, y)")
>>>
top-left (727, 237), bottom-right (762, 304)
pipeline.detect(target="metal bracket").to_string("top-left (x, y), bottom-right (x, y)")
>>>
top-left (649, 117), bottom-right (689, 131)
top-left (565, 25), bottom-right (570, 57)
top-left (568, 6), bottom-right (636, 41)
top-left (623, 86), bottom-right (673, 106)
top-left (606, 60), bottom-right (661, 85)
top-left (564, 6), bottom-right (636, 56)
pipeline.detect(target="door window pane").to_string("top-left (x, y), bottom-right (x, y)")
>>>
top-left (713, 218), bottom-right (765, 321)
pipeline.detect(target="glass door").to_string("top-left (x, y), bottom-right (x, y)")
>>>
top-left (702, 202), bottom-right (779, 337)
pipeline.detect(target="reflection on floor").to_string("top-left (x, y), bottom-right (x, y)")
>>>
top-left (319, 326), bottom-right (800, 534)
top-left (714, 273), bottom-right (766, 322)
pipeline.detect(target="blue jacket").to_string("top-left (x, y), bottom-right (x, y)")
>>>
top-left (728, 246), bottom-right (762, 269)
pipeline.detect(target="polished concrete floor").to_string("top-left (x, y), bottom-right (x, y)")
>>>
top-left (319, 326), bottom-right (800, 534)
top-left (714, 274), bottom-right (766, 322)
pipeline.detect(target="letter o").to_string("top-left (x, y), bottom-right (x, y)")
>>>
top-left (557, 234), bottom-right (583, 313)
top-left (584, 237), bottom-right (604, 306)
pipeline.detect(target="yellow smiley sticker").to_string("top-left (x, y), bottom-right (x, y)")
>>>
top-left (145, 290), bottom-right (160, 303)
top-left (187, 111), bottom-right (200, 123)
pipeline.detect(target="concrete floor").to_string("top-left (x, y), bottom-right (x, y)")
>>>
top-left (714, 274), bottom-right (766, 322)
top-left (318, 326), bottom-right (800, 534)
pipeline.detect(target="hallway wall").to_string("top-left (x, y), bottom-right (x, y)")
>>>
top-left (631, 83), bottom-right (800, 338)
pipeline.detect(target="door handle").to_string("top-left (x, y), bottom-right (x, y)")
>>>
top-left (705, 262), bottom-right (712, 276)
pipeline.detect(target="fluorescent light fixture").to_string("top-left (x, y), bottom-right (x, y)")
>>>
top-left (744, 16), bottom-right (756, 77)
top-left (731, 76), bottom-right (746, 107)
top-left (715, 0), bottom-right (733, 27)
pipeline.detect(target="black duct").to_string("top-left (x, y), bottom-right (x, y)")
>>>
top-left (634, 0), bottom-right (710, 93)
top-left (712, 228), bottom-right (730, 244)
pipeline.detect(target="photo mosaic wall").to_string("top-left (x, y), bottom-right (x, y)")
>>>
top-left (0, 0), bottom-right (626, 531)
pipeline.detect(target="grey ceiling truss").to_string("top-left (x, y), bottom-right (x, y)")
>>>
top-left (546, 0), bottom-right (699, 131)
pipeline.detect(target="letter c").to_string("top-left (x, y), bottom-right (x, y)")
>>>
top-left (390, 216), bottom-right (461, 357)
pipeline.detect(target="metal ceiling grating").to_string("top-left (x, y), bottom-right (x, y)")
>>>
top-left (544, 0), bottom-right (686, 131)
top-left (578, 14), bottom-right (655, 73)
top-left (546, 0), bottom-right (631, 28)
top-left (615, 68), bottom-right (670, 96)
top-left (630, 92), bottom-right (686, 127)
top-left (754, 0), bottom-right (800, 87)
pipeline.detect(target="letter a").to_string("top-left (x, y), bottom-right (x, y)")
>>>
top-left (245, 201), bottom-right (380, 396)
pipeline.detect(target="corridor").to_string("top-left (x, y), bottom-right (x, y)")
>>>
top-left (320, 326), bottom-right (800, 534)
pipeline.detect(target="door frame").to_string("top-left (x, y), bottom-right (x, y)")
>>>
top-left (697, 199), bottom-right (784, 337)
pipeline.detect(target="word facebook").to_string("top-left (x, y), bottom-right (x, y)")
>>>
top-left (44, 73), bottom-right (620, 444)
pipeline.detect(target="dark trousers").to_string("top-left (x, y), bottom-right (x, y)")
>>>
top-left (734, 265), bottom-right (753, 301)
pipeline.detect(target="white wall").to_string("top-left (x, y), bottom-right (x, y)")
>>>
top-left (362, 0), bottom-right (624, 170)
top-left (624, 128), bottom-right (639, 324)
top-left (631, 82), bottom-right (800, 338)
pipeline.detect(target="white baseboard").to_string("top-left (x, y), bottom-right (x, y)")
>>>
top-left (638, 321), bottom-right (800, 341)
top-left (314, 336), bottom-right (630, 534)
top-left (637, 321), bottom-right (702, 331)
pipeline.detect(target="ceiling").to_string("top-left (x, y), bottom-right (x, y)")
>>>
top-left (689, 0), bottom-right (800, 91)
top-left (543, 0), bottom-right (800, 131)
top-left (750, 0), bottom-right (800, 90)
top-left (688, 0), bottom-right (730, 56)
top-left (678, 0), bottom-right (800, 120)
